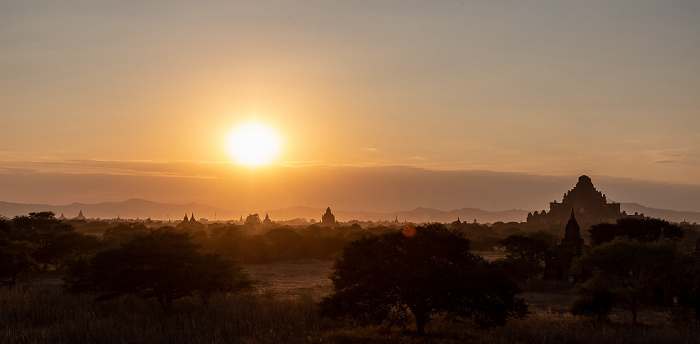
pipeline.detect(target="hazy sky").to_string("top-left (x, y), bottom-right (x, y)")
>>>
top-left (1, 1), bottom-right (699, 210)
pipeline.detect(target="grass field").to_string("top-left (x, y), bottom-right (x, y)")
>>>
top-left (2, 260), bottom-right (699, 343)
top-left (244, 260), bottom-right (333, 300)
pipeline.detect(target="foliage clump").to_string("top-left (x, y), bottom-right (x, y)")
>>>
top-left (65, 228), bottom-right (255, 311)
top-left (589, 217), bottom-right (683, 246)
top-left (0, 212), bottom-right (101, 285)
top-left (571, 237), bottom-right (694, 323)
top-left (495, 232), bottom-right (554, 284)
top-left (319, 223), bottom-right (527, 335)
top-left (570, 287), bottom-right (614, 321)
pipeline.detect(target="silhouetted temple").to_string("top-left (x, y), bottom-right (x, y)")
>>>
top-left (321, 207), bottom-right (336, 226)
top-left (263, 213), bottom-right (273, 226)
top-left (544, 210), bottom-right (586, 281)
top-left (527, 175), bottom-right (625, 230)
top-left (177, 213), bottom-right (203, 230)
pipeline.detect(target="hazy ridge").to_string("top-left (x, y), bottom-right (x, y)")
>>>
top-left (1, 199), bottom-right (698, 224)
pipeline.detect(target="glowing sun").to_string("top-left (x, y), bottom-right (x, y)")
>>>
top-left (225, 122), bottom-right (282, 166)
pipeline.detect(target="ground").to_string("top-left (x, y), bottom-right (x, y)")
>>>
top-left (2, 260), bottom-right (698, 343)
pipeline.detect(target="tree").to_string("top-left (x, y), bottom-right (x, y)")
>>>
top-left (102, 222), bottom-right (150, 247)
top-left (66, 228), bottom-right (255, 311)
top-left (570, 287), bottom-right (614, 321)
top-left (572, 237), bottom-right (693, 323)
top-left (319, 224), bottom-right (527, 336)
top-left (244, 214), bottom-right (262, 228)
top-left (497, 233), bottom-right (552, 284)
top-left (0, 239), bottom-right (35, 286)
top-left (9, 211), bottom-right (100, 270)
top-left (589, 217), bottom-right (683, 246)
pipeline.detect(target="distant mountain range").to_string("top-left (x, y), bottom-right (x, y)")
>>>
top-left (1, 198), bottom-right (699, 224)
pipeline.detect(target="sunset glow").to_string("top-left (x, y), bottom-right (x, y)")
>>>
top-left (225, 122), bottom-right (282, 166)
top-left (1, 1), bottom-right (699, 212)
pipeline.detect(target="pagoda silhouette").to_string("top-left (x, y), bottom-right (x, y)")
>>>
top-left (527, 175), bottom-right (629, 230)
top-left (543, 209), bottom-right (586, 281)
top-left (321, 207), bottom-right (336, 226)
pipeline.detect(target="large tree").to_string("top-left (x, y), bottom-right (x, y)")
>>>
top-left (10, 211), bottom-right (100, 270)
top-left (319, 223), bottom-right (527, 336)
top-left (66, 229), bottom-right (255, 311)
top-left (0, 239), bottom-right (35, 286)
top-left (572, 237), bottom-right (693, 323)
top-left (497, 233), bottom-right (552, 284)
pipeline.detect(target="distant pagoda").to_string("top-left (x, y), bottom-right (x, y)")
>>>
top-left (177, 213), bottom-right (203, 230)
top-left (527, 175), bottom-right (626, 230)
top-left (543, 210), bottom-right (586, 281)
top-left (263, 213), bottom-right (273, 226)
top-left (321, 207), bottom-right (336, 226)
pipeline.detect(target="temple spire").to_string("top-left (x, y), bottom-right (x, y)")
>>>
top-left (563, 209), bottom-right (581, 242)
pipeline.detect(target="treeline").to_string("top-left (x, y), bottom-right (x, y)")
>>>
top-left (0, 212), bottom-right (412, 284)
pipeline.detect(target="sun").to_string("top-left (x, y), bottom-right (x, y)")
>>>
top-left (225, 122), bottom-right (282, 166)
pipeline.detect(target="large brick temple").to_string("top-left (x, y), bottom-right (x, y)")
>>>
top-left (527, 175), bottom-right (629, 230)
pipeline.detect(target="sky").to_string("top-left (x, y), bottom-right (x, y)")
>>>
top-left (1, 1), bottom-right (699, 213)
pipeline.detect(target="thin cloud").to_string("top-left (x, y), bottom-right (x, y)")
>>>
top-left (645, 149), bottom-right (686, 164)
top-left (0, 159), bottom-right (218, 179)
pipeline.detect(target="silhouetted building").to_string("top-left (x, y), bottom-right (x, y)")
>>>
top-left (263, 213), bottom-right (273, 226)
top-left (58, 213), bottom-right (66, 220)
top-left (528, 175), bottom-right (627, 230)
top-left (321, 207), bottom-right (336, 226)
top-left (177, 213), bottom-right (203, 230)
top-left (544, 210), bottom-right (586, 281)
top-left (75, 210), bottom-right (85, 220)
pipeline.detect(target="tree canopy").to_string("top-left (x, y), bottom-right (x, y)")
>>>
top-left (0, 212), bottom-right (100, 280)
top-left (66, 228), bottom-right (255, 311)
top-left (589, 217), bottom-right (683, 246)
top-left (572, 237), bottom-right (694, 323)
top-left (496, 233), bottom-right (553, 283)
top-left (319, 223), bottom-right (527, 336)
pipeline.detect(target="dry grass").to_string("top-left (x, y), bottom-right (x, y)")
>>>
top-left (0, 286), bottom-right (323, 344)
top-left (2, 261), bottom-right (699, 343)
top-left (320, 309), bottom-right (700, 344)
top-left (244, 260), bottom-right (333, 300)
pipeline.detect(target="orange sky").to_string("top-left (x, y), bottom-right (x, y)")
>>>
top-left (1, 1), bottom-right (699, 211)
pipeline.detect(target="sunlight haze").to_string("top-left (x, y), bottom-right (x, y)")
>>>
top-left (1, 0), bottom-right (699, 212)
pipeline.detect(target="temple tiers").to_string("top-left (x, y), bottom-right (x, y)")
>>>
top-left (321, 207), bottom-right (336, 226)
top-left (528, 175), bottom-right (625, 230)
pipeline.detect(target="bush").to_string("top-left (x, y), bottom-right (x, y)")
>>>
top-left (571, 288), bottom-right (614, 321)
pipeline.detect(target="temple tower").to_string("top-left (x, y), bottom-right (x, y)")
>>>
top-left (321, 207), bottom-right (336, 226)
top-left (544, 210), bottom-right (586, 281)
